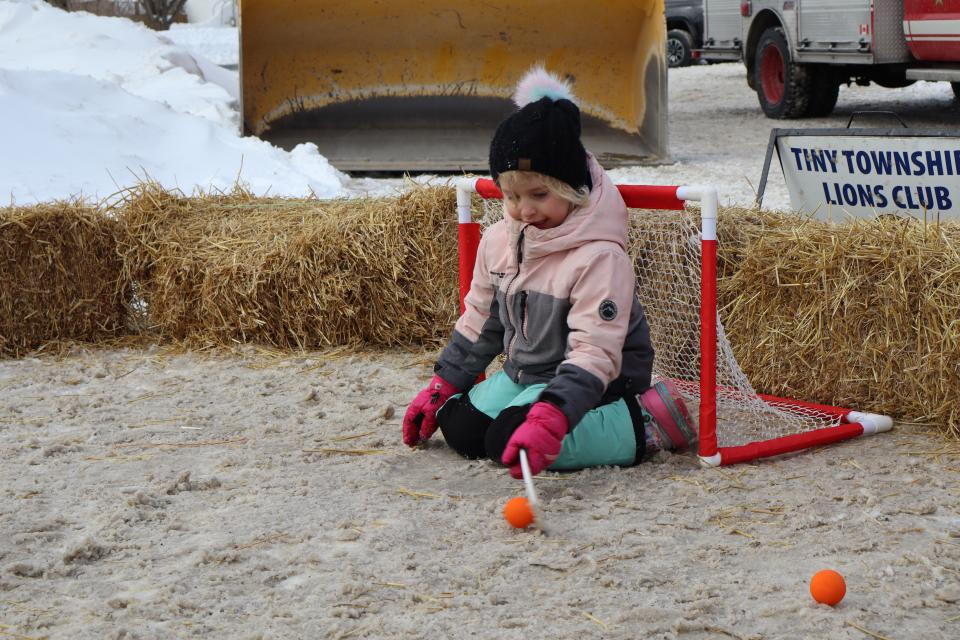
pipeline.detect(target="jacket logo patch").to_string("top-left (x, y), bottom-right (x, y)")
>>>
top-left (599, 299), bottom-right (618, 321)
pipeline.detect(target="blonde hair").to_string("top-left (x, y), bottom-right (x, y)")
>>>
top-left (497, 170), bottom-right (590, 208)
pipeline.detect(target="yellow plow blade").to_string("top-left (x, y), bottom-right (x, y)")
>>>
top-left (239, 1), bottom-right (667, 171)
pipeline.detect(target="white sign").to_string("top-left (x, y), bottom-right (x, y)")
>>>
top-left (777, 134), bottom-right (960, 218)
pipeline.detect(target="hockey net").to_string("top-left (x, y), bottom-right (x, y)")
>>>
top-left (625, 206), bottom-right (841, 445)
top-left (456, 177), bottom-right (892, 466)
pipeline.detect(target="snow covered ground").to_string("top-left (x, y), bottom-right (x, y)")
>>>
top-left (2, 0), bottom-right (958, 208)
top-left (641, 62), bottom-right (959, 211)
top-left (1, 347), bottom-right (957, 640)
top-left (2, 6), bottom-right (959, 640)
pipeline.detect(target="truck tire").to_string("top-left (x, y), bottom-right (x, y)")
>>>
top-left (953, 82), bottom-right (960, 100)
top-left (754, 27), bottom-right (810, 118)
top-left (805, 69), bottom-right (840, 117)
top-left (667, 29), bottom-right (694, 68)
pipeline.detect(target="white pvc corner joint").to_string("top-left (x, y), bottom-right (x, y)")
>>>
top-left (676, 185), bottom-right (719, 241)
top-left (456, 177), bottom-right (478, 224)
top-left (847, 411), bottom-right (894, 435)
top-left (698, 453), bottom-right (722, 468)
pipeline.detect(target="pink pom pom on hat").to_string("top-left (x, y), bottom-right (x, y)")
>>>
top-left (488, 65), bottom-right (592, 191)
top-left (512, 65), bottom-right (576, 107)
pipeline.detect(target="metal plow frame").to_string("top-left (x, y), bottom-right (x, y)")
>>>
top-left (239, 0), bottom-right (668, 171)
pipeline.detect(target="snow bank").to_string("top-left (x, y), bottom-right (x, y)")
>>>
top-left (184, 0), bottom-right (236, 27)
top-left (0, 1), bottom-right (345, 204)
top-left (165, 24), bottom-right (238, 67)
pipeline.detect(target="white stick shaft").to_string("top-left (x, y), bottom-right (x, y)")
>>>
top-left (518, 449), bottom-right (547, 534)
top-left (519, 449), bottom-right (538, 506)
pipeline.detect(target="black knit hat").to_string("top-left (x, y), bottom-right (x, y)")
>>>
top-left (489, 70), bottom-right (592, 192)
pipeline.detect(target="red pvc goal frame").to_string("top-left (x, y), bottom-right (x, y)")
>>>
top-left (455, 177), bottom-right (892, 467)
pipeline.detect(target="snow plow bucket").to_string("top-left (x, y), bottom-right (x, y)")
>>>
top-left (239, 0), bottom-right (667, 171)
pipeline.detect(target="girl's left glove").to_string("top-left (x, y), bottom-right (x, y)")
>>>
top-left (402, 375), bottom-right (460, 447)
top-left (501, 401), bottom-right (568, 478)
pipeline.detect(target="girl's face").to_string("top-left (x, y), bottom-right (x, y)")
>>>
top-left (501, 174), bottom-right (573, 230)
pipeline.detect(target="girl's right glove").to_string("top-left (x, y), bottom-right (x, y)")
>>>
top-left (501, 401), bottom-right (568, 478)
top-left (402, 374), bottom-right (460, 447)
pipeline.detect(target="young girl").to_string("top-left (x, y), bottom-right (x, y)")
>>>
top-left (402, 67), bottom-right (695, 478)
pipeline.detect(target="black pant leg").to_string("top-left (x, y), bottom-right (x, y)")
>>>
top-left (437, 395), bottom-right (493, 459)
top-left (483, 404), bottom-right (533, 464)
top-left (624, 392), bottom-right (648, 464)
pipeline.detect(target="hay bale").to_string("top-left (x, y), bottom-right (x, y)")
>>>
top-left (113, 184), bottom-right (959, 438)
top-left (116, 184), bottom-right (459, 350)
top-left (630, 205), bottom-right (960, 439)
top-left (627, 205), bottom-right (783, 386)
top-left (718, 214), bottom-right (960, 439)
top-left (0, 202), bottom-right (129, 358)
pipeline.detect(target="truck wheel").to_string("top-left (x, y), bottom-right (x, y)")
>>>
top-left (754, 27), bottom-right (810, 118)
top-left (805, 69), bottom-right (840, 117)
top-left (667, 29), bottom-right (694, 68)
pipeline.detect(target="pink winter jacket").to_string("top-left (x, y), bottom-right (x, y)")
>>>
top-left (435, 155), bottom-right (655, 428)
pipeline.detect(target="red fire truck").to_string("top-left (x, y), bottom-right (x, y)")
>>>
top-left (700, 0), bottom-right (960, 117)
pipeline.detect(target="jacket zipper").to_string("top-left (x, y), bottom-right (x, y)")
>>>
top-left (504, 228), bottom-right (526, 364)
top-left (519, 291), bottom-right (528, 341)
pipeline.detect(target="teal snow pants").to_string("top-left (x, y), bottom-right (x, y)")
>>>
top-left (436, 370), bottom-right (643, 470)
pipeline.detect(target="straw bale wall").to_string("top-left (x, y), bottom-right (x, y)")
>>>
top-left (4, 185), bottom-right (958, 438)
top-left (628, 206), bottom-right (959, 438)
top-left (115, 185), bottom-right (459, 350)
top-left (715, 214), bottom-right (960, 438)
top-left (0, 203), bottom-right (129, 358)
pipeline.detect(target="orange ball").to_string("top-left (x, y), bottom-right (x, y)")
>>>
top-left (809, 569), bottom-right (846, 606)
top-left (503, 496), bottom-right (534, 529)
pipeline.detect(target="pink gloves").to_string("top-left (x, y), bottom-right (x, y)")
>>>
top-left (501, 401), bottom-right (568, 478)
top-left (402, 375), bottom-right (460, 447)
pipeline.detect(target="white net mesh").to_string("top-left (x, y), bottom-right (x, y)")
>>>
top-left (475, 194), bottom-right (843, 449)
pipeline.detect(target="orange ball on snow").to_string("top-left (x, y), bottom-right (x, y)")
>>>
top-left (503, 496), bottom-right (534, 529)
top-left (809, 569), bottom-right (846, 606)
